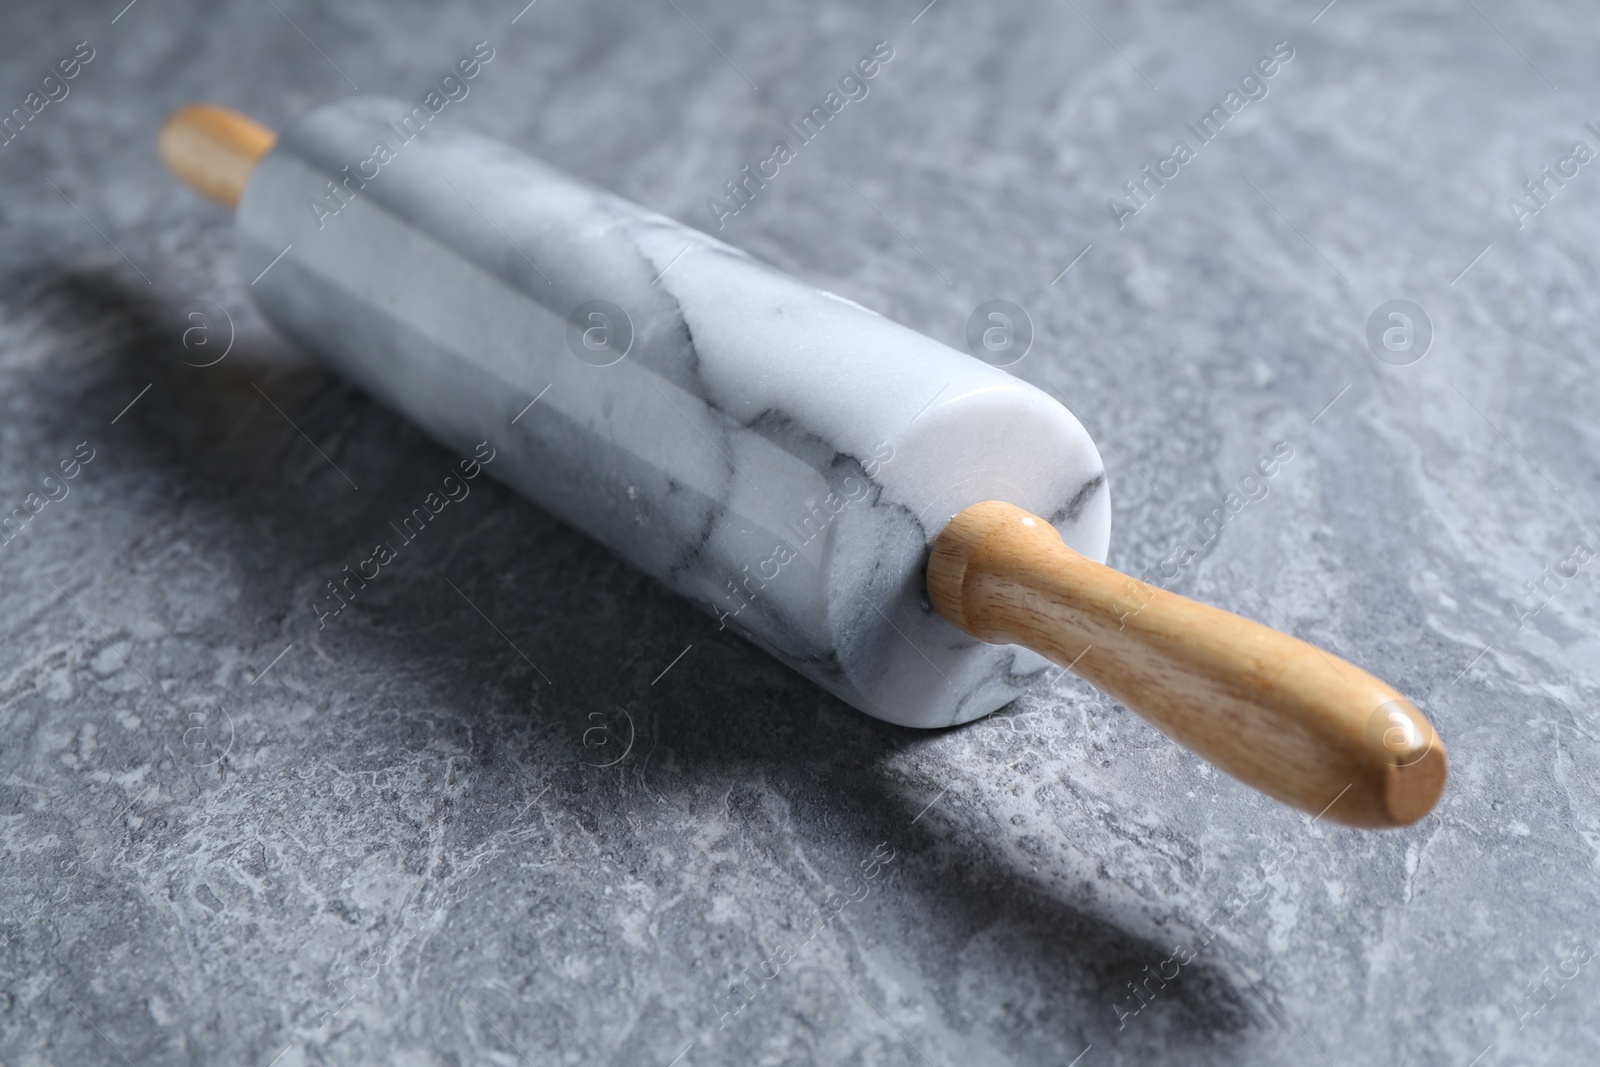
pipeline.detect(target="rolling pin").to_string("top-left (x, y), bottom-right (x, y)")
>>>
top-left (158, 99), bottom-right (1446, 827)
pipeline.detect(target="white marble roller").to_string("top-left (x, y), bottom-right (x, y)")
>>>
top-left (233, 97), bottom-right (1111, 728)
top-left (162, 99), bottom-right (1448, 827)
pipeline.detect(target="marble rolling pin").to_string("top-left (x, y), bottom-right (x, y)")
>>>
top-left (159, 99), bottom-right (1446, 828)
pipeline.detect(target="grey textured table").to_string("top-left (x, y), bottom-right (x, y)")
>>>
top-left (2, 1), bottom-right (1597, 1065)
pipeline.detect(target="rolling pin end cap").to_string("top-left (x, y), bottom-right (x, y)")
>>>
top-left (158, 103), bottom-right (276, 209)
top-left (1344, 698), bottom-right (1448, 828)
top-left (1379, 740), bottom-right (1449, 827)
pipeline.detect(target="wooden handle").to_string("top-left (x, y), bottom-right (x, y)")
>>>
top-left (158, 104), bottom-right (276, 208)
top-left (928, 501), bottom-right (1446, 827)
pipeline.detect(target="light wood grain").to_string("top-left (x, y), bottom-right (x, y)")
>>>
top-left (928, 501), bottom-right (1447, 827)
top-left (158, 104), bottom-right (276, 208)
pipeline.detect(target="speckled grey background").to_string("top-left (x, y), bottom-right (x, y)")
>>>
top-left (2, 1), bottom-right (1597, 1064)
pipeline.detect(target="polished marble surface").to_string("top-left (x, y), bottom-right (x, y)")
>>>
top-left (1, 2), bottom-right (1596, 1064)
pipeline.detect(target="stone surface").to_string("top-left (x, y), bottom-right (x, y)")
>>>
top-left (238, 94), bottom-right (1109, 729)
top-left (1, 2), bottom-right (1597, 1065)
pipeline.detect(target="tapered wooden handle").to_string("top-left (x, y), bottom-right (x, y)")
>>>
top-left (158, 104), bottom-right (276, 208)
top-left (928, 501), bottom-right (1446, 827)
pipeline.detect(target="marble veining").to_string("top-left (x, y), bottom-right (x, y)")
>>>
top-left (238, 96), bottom-right (1112, 727)
top-left (5, 2), bottom-right (1598, 1064)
